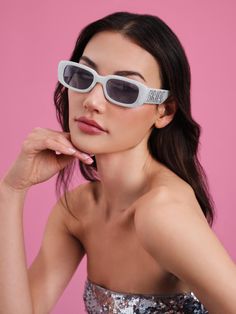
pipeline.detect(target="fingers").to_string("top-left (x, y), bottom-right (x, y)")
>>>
top-left (50, 134), bottom-right (94, 164)
top-left (54, 150), bottom-right (94, 164)
top-left (24, 128), bottom-right (94, 164)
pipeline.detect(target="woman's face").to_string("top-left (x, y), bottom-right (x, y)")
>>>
top-left (68, 31), bottom-right (162, 155)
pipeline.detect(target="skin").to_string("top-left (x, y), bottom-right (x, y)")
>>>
top-left (68, 31), bottom-right (175, 214)
top-left (1, 31), bottom-right (236, 314)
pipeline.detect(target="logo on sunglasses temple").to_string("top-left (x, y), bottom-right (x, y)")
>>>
top-left (146, 90), bottom-right (166, 104)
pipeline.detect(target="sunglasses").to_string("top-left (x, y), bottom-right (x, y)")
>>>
top-left (58, 60), bottom-right (170, 108)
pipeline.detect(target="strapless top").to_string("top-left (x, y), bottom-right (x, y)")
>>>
top-left (83, 278), bottom-right (209, 313)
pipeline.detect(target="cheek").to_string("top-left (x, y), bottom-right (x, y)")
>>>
top-left (111, 106), bottom-right (157, 142)
top-left (68, 92), bottom-right (81, 112)
top-left (68, 92), bottom-right (86, 126)
top-left (121, 106), bottom-right (156, 129)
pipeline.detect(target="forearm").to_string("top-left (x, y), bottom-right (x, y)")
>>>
top-left (0, 180), bottom-right (33, 314)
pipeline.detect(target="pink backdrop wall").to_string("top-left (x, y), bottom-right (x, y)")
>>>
top-left (1, 1), bottom-right (235, 313)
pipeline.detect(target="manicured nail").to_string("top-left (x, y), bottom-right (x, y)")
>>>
top-left (67, 147), bottom-right (77, 154)
top-left (81, 153), bottom-right (91, 159)
top-left (84, 157), bottom-right (94, 164)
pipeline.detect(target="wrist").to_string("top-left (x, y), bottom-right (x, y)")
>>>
top-left (0, 179), bottom-right (29, 196)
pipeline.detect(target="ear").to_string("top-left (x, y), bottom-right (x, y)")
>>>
top-left (154, 101), bottom-right (177, 129)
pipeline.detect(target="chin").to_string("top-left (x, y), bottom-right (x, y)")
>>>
top-left (69, 136), bottom-right (98, 154)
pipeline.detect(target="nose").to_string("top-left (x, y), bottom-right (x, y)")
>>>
top-left (82, 83), bottom-right (107, 113)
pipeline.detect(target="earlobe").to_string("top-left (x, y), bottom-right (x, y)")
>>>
top-left (154, 101), bottom-right (177, 129)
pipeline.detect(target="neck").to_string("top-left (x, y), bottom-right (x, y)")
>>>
top-left (94, 142), bottom-right (160, 217)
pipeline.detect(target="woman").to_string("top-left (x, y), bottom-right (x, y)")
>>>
top-left (0, 11), bottom-right (236, 314)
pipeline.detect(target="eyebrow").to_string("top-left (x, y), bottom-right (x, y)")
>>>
top-left (80, 56), bottom-right (146, 82)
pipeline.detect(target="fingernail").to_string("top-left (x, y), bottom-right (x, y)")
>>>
top-left (67, 147), bottom-right (77, 154)
top-left (80, 153), bottom-right (94, 163)
top-left (84, 157), bottom-right (94, 164)
top-left (81, 153), bottom-right (91, 159)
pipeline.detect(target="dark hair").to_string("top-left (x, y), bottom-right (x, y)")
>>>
top-left (54, 11), bottom-right (214, 226)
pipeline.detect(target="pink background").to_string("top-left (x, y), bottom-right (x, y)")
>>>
top-left (1, 1), bottom-right (235, 313)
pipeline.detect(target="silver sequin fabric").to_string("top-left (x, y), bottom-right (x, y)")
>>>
top-left (83, 279), bottom-right (209, 313)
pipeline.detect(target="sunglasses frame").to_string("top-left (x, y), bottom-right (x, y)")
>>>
top-left (58, 60), bottom-right (170, 108)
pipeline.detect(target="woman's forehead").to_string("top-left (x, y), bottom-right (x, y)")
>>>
top-left (82, 31), bottom-right (161, 84)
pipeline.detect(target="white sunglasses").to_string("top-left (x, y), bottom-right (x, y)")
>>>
top-left (58, 60), bottom-right (170, 108)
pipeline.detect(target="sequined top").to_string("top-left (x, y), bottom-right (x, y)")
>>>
top-left (83, 278), bottom-right (209, 313)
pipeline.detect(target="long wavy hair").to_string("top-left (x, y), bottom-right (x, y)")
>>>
top-left (54, 11), bottom-right (214, 226)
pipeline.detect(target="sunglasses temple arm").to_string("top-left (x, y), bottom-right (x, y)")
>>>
top-left (145, 89), bottom-right (170, 104)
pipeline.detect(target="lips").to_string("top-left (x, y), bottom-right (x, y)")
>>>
top-left (76, 116), bottom-right (107, 132)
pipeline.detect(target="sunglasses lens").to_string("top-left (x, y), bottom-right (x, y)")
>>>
top-left (107, 79), bottom-right (139, 104)
top-left (63, 65), bottom-right (93, 90)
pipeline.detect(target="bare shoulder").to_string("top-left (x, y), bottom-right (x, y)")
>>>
top-left (134, 168), bottom-right (209, 254)
top-left (134, 179), bottom-right (210, 260)
top-left (62, 180), bottom-right (98, 208)
top-left (134, 169), bottom-right (236, 312)
top-left (58, 180), bottom-right (100, 234)
top-left (135, 165), bottom-right (206, 222)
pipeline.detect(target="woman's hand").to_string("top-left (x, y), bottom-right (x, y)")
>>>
top-left (2, 127), bottom-right (94, 191)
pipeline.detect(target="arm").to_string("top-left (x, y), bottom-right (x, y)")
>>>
top-left (0, 181), bottom-right (85, 314)
top-left (0, 128), bottom-right (92, 314)
top-left (28, 192), bottom-right (85, 314)
top-left (0, 181), bottom-right (33, 314)
top-left (134, 187), bottom-right (236, 314)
